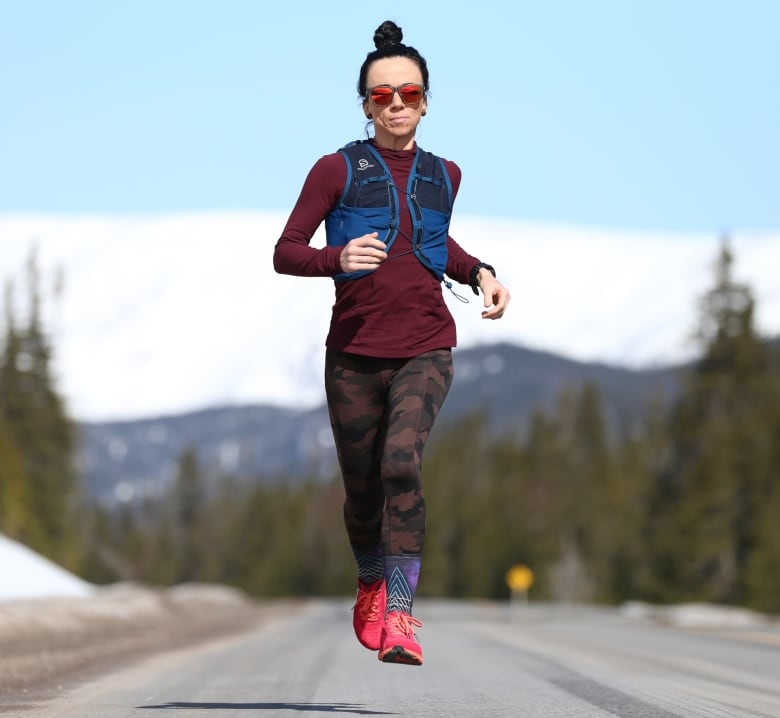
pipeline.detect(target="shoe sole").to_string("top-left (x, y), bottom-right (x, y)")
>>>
top-left (379, 645), bottom-right (423, 666)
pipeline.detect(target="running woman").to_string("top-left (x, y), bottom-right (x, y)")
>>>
top-left (273, 20), bottom-right (510, 666)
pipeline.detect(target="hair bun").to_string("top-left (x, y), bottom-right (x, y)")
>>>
top-left (373, 20), bottom-right (403, 49)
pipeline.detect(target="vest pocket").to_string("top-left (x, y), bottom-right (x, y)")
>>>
top-left (327, 206), bottom-right (393, 246)
top-left (417, 207), bottom-right (450, 276)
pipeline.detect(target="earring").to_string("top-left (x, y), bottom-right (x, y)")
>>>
top-left (421, 110), bottom-right (427, 116)
top-left (366, 113), bottom-right (372, 119)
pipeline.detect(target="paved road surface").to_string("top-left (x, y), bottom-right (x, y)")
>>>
top-left (3, 600), bottom-right (779, 717)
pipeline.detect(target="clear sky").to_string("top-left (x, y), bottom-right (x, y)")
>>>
top-left (1, 0), bottom-right (778, 232)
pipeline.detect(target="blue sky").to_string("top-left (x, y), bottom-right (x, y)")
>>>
top-left (1, 0), bottom-right (778, 232)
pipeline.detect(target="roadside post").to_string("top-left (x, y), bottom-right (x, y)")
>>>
top-left (505, 563), bottom-right (534, 612)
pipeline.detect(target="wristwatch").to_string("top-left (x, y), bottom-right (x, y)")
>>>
top-left (469, 262), bottom-right (496, 295)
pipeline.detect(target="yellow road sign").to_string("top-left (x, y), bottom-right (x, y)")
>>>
top-left (505, 564), bottom-right (534, 591)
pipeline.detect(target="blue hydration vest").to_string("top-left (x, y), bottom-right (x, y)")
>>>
top-left (325, 140), bottom-right (454, 282)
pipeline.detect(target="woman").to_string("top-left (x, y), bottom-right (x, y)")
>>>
top-left (273, 20), bottom-right (510, 666)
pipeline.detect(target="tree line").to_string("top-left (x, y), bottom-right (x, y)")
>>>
top-left (1, 243), bottom-right (778, 612)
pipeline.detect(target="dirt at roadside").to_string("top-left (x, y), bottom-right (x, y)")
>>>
top-left (0, 583), bottom-right (303, 705)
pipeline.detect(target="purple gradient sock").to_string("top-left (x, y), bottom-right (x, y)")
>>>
top-left (384, 554), bottom-right (421, 615)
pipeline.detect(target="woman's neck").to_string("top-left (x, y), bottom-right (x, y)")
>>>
top-left (371, 133), bottom-right (416, 152)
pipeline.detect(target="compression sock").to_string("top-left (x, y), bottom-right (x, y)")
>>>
top-left (354, 544), bottom-right (384, 585)
top-left (384, 554), bottom-right (421, 615)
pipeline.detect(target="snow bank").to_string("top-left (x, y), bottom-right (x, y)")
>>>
top-left (0, 533), bottom-right (94, 601)
top-left (622, 600), bottom-right (772, 629)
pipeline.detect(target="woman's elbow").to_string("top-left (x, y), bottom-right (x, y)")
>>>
top-left (272, 241), bottom-right (289, 274)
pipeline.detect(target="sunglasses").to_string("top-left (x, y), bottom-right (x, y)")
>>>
top-left (367, 83), bottom-right (425, 107)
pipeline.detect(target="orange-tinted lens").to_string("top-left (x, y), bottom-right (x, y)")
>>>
top-left (399, 84), bottom-right (423, 104)
top-left (370, 86), bottom-right (394, 106)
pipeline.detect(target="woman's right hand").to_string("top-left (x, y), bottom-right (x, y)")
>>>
top-left (339, 232), bottom-right (387, 273)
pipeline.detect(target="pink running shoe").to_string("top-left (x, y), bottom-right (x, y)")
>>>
top-left (352, 579), bottom-right (386, 650)
top-left (378, 610), bottom-right (423, 665)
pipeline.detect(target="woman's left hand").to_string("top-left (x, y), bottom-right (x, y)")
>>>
top-left (477, 270), bottom-right (511, 319)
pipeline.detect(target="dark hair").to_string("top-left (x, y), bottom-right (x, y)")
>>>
top-left (357, 20), bottom-right (430, 98)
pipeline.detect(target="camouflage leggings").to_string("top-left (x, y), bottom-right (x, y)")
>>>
top-left (324, 349), bottom-right (453, 556)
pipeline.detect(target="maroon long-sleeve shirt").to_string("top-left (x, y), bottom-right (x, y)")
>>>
top-left (273, 141), bottom-right (482, 357)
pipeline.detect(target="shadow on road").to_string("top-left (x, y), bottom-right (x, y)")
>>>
top-left (137, 702), bottom-right (396, 715)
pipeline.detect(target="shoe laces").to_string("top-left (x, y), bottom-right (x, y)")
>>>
top-left (354, 584), bottom-right (383, 622)
top-left (385, 611), bottom-right (422, 637)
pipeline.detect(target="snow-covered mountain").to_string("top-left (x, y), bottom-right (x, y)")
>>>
top-left (1, 212), bottom-right (778, 422)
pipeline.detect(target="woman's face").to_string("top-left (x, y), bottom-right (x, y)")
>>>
top-left (363, 57), bottom-right (427, 150)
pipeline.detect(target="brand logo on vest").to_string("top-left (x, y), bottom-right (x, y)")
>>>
top-left (357, 158), bottom-right (374, 171)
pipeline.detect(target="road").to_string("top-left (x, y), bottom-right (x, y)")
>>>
top-left (2, 599), bottom-right (779, 717)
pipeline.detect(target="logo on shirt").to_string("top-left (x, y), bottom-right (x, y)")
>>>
top-left (357, 158), bottom-right (374, 171)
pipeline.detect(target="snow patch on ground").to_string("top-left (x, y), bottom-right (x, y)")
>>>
top-left (0, 533), bottom-right (94, 601)
top-left (622, 601), bottom-right (773, 629)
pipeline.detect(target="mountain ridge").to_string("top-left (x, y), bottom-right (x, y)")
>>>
top-left (77, 341), bottom-right (684, 505)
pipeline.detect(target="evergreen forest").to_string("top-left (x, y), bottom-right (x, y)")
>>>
top-left (1, 243), bottom-right (779, 613)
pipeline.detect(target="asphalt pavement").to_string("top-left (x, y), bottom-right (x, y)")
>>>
top-left (2, 599), bottom-right (779, 717)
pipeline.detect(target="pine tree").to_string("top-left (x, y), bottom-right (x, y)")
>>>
top-left (0, 416), bottom-right (36, 542)
top-left (0, 254), bottom-right (79, 566)
top-left (612, 402), bottom-right (670, 602)
top-left (172, 448), bottom-right (205, 582)
top-left (514, 408), bottom-right (568, 599)
top-left (420, 412), bottom-right (493, 597)
top-left (741, 341), bottom-right (780, 611)
top-left (652, 239), bottom-right (775, 605)
top-left (568, 382), bottom-right (627, 602)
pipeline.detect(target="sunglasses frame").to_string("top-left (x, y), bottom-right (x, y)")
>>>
top-left (366, 83), bottom-right (425, 107)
